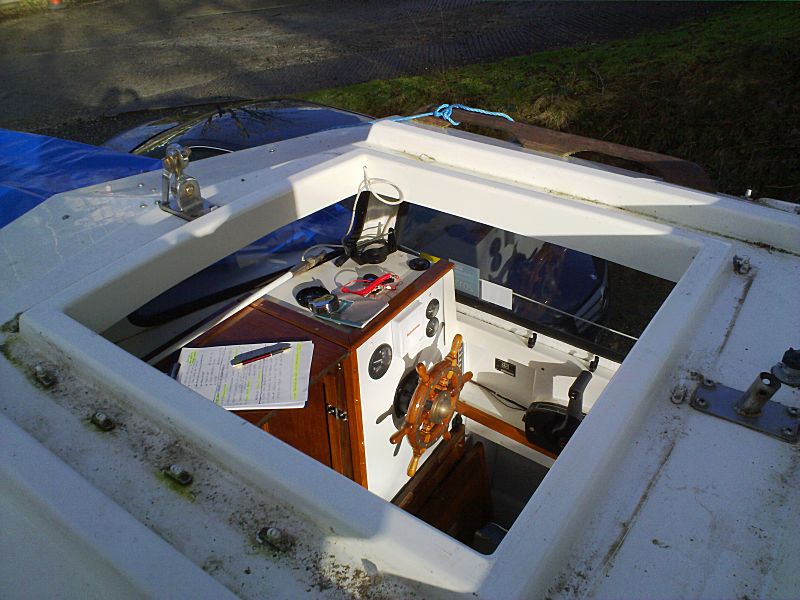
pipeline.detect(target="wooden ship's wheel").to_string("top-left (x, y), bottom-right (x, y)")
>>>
top-left (390, 334), bottom-right (473, 476)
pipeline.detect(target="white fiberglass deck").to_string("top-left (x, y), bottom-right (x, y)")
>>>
top-left (1, 120), bottom-right (798, 599)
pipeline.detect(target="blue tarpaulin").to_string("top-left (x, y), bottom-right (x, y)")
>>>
top-left (0, 128), bottom-right (160, 229)
top-left (0, 128), bottom-right (352, 323)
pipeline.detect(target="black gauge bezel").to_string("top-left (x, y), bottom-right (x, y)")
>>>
top-left (425, 298), bottom-right (440, 319)
top-left (426, 317), bottom-right (440, 338)
top-left (368, 343), bottom-right (393, 379)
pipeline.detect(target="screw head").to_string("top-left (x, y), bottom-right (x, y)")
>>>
top-left (695, 397), bottom-right (708, 409)
top-left (787, 406), bottom-right (799, 417)
top-left (781, 426), bottom-right (796, 438)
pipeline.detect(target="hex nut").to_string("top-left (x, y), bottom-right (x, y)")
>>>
top-left (257, 526), bottom-right (293, 551)
top-left (670, 385), bottom-right (688, 405)
top-left (163, 464), bottom-right (193, 486)
top-left (733, 255), bottom-right (751, 275)
top-left (90, 411), bottom-right (115, 431)
top-left (33, 364), bottom-right (56, 388)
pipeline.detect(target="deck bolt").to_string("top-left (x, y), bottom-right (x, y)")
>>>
top-left (90, 411), bottom-right (115, 431)
top-left (670, 385), bottom-right (687, 405)
top-left (33, 364), bottom-right (56, 388)
top-left (733, 255), bottom-right (751, 275)
top-left (163, 464), bottom-right (193, 486)
top-left (257, 526), bottom-right (292, 551)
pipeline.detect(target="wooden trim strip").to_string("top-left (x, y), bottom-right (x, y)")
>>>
top-left (341, 354), bottom-right (369, 488)
top-left (456, 401), bottom-right (557, 460)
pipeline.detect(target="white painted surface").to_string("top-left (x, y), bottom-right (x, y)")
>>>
top-left (0, 415), bottom-right (237, 600)
top-left (356, 275), bottom-right (449, 499)
top-left (1, 118), bottom-right (798, 599)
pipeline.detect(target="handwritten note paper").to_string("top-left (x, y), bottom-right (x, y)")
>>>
top-left (176, 342), bottom-right (314, 410)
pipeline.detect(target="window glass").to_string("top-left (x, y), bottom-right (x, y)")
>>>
top-left (399, 204), bottom-right (673, 358)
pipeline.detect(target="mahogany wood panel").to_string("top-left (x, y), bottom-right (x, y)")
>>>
top-left (234, 382), bottom-right (332, 468)
top-left (416, 442), bottom-right (491, 546)
top-left (456, 401), bottom-right (557, 460)
top-left (324, 370), bottom-right (355, 481)
top-left (253, 259), bottom-right (454, 350)
top-left (340, 354), bottom-right (368, 488)
top-left (391, 423), bottom-right (466, 513)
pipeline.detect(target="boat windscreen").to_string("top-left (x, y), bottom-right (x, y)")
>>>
top-left (396, 203), bottom-right (673, 360)
top-left (128, 199), bottom-right (354, 326)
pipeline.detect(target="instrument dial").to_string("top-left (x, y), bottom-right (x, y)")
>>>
top-left (426, 317), bottom-right (440, 338)
top-left (426, 298), bottom-right (440, 319)
top-left (368, 343), bottom-right (393, 380)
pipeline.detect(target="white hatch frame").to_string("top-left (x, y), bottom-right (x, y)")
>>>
top-left (15, 119), bottom-right (789, 597)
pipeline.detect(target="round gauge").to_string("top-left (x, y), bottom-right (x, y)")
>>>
top-left (426, 317), bottom-right (440, 338)
top-left (368, 344), bottom-right (393, 380)
top-left (425, 298), bottom-right (440, 319)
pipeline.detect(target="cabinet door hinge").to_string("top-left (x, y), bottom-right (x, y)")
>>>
top-left (326, 404), bottom-right (348, 421)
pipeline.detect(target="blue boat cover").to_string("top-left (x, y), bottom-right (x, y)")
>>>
top-left (0, 128), bottom-right (352, 322)
top-left (0, 128), bottom-right (160, 229)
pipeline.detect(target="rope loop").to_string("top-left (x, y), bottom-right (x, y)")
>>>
top-left (392, 103), bottom-right (514, 126)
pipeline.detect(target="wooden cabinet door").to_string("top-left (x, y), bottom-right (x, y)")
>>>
top-left (322, 369), bottom-right (355, 481)
top-left (234, 367), bottom-right (356, 480)
top-left (234, 378), bottom-right (334, 469)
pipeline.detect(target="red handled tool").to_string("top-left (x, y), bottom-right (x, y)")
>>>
top-left (341, 272), bottom-right (398, 297)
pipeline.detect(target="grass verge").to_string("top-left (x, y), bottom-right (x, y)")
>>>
top-left (305, 3), bottom-right (800, 202)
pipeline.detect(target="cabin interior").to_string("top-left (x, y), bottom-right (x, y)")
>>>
top-left (97, 179), bottom-right (672, 556)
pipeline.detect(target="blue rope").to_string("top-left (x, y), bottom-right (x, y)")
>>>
top-left (391, 103), bottom-right (514, 127)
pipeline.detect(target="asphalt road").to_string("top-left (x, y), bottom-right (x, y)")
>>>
top-left (1, 0), bottom-right (726, 130)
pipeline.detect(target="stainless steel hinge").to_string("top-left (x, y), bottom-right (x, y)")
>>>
top-left (158, 144), bottom-right (216, 220)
